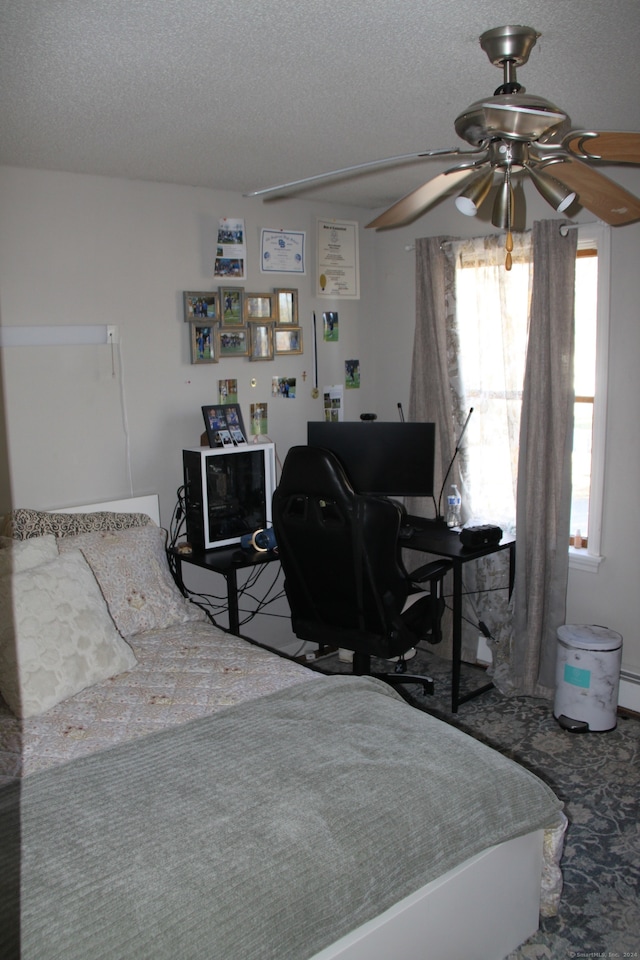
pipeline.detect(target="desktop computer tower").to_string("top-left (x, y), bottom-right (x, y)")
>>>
top-left (183, 443), bottom-right (276, 550)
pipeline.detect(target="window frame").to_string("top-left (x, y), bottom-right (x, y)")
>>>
top-left (569, 222), bottom-right (610, 573)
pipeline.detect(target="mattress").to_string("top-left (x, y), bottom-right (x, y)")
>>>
top-left (0, 619), bottom-right (313, 781)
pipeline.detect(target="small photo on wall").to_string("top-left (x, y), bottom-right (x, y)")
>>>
top-left (322, 385), bottom-right (343, 421)
top-left (323, 311), bottom-right (339, 341)
top-left (250, 403), bottom-right (268, 435)
top-left (272, 376), bottom-right (296, 398)
top-left (218, 379), bottom-right (238, 403)
top-left (345, 359), bottom-right (360, 389)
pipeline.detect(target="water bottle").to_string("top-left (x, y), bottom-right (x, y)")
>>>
top-left (446, 484), bottom-right (462, 528)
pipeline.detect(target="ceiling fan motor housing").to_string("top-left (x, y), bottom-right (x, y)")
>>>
top-left (456, 26), bottom-right (567, 148)
top-left (479, 25), bottom-right (541, 68)
top-left (455, 94), bottom-right (568, 147)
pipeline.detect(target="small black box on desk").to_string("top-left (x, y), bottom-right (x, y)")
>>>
top-left (459, 525), bottom-right (503, 548)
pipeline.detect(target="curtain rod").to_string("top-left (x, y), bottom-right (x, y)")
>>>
top-left (404, 221), bottom-right (598, 250)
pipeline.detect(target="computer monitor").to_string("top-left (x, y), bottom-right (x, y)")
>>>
top-left (307, 421), bottom-right (436, 498)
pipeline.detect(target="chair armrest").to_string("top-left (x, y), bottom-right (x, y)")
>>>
top-left (409, 558), bottom-right (453, 584)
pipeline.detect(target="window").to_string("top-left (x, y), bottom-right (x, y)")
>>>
top-left (454, 224), bottom-right (609, 569)
top-left (570, 251), bottom-right (598, 543)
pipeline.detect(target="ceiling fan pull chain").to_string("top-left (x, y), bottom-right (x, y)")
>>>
top-left (505, 166), bottom-right (513, 271)
top-left (505, 230), bottom-right (513, 271)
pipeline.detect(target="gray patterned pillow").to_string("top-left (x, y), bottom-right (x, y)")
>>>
top-left (59, 525), bottom-right (206, 637)
top-left (6, 509), bottom-right (154, 541)
top-left (0, 550), bottom-right (137, 718)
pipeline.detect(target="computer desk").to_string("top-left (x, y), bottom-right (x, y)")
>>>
top-left (169, 545), bottom-right (279, 636)
top-left (402, 517), bottom-right (516, 712)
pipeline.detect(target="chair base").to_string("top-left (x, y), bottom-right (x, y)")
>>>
top-left (353, 651), bottom-right (434, 696)
top-left (370, 671), bottom-right (434, 696)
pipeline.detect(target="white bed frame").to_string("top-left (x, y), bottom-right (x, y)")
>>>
top-left (55, 494), bottom-right (161, 526)
top-left (52, 494), bottom-right (544, 960)
top-left (313, 831), bottom-right (543, 960)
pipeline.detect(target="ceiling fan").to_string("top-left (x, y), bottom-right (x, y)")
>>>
top-left (246, 25), bottom-right (640, 266)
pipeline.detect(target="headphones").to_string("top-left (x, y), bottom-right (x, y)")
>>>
top-left (240, 527), bottom-right (277, 552)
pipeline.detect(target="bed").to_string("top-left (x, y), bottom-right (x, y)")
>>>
top-left (0, 495), bottom-right (567, 960)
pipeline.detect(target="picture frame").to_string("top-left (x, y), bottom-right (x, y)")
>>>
top-left (248, 321), bottom-right (275, 361)
top-left (201, 403), bottom-right (247, 447)
top-left (190, 323), bottom-right (217, 364)
top-left (323, 310), bottom-right (339, 341)
top-left (244, 293), bottom-right (275, 320)
top-left (217, 326), bottom-right (249, 358)
top-left (219, 286), bottom-right (245, 327)
top-left (274, 326), bottom-right (303, 355)
top-left (275, 288), bottom-right (298, 325)
top-left (183, 291), bottom-right (217, 323)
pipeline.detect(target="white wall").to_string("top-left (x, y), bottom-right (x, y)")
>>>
top-left (0, 166), bottom-right (380, 515)
top-left (1, 164), bottom-right (639, 701)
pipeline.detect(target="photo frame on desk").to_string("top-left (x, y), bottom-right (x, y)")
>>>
top-left (201, 403), bottom-right (247, 446)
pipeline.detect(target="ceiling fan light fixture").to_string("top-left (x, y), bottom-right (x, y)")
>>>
top-left (492, 175), bottom-right (514, 229)
top-left (526, 164), bottom-right (576, 212)
top-left (454, 167), bottom-right (495, 216)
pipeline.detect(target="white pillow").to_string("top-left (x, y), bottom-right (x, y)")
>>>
top-left (0, 549), bottom-right (137, 718)
top-left (59, 525), bottom-right (206, 637)
top-left (0, 534), bottom-right (59, 575)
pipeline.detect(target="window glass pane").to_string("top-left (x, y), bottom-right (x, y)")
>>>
top-left (571, 401), bottom-right (593, 536)
top-left (456, 261), bottom-right (530, 531)
top-left (571, 253), bottom-right (598, 538)
top-left (574, 257), bottom-right (597, 397)
top-left (455, 249), bottom-right (598, 543)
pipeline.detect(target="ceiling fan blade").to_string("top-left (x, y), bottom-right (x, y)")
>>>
top-left (244, 148), bottom-right (475, 199)
top-left (564, 131), bottom-right (640, 164)
top-left (366, 168), bottom-right (477, 230)
top-left (551, 157), bottom-right (640, 225)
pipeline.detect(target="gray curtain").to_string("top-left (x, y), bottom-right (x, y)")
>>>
top-left (512, 220), bottom-right (578, 697)
top-left (406, 237), bottom-right (466, 659)
top-left (410, 223), bottom-right (577, 692)
top-left (408, 236), bottom-right (467, 521)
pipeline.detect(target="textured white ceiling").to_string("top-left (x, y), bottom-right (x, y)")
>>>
top-left (1, 0), bottom-right (639, 210)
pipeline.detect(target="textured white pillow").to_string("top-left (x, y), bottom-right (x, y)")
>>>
top-left (59, 525), bottom-right (205, 637)
top-left (0, 534), bottom-right (59, 576)
top-left (0, 549), bottom-right (137, 718)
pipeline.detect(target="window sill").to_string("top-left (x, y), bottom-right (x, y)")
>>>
top-left (569, 547), bottom-right (604, 573)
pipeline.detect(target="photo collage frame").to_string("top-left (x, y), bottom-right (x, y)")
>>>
top-left (184, 287), bottom-right (301, 364)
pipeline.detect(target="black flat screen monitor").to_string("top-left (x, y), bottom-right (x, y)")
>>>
top-left (307, 421), bottom-right (436, 498)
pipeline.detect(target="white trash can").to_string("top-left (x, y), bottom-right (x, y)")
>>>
top-left (553, 624), bottom-right (623, 732)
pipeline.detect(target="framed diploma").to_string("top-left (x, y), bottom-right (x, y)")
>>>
top-left (260, 229), bottom-right (306, 275)
top-left (317, 219), bottom-right (360, 299)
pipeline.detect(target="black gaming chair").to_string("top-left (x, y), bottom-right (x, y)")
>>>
top-left (272, 445), bottom-right (452, 694)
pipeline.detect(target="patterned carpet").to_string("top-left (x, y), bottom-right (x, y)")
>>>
top-left (311, 646), bottom-right (640, 959)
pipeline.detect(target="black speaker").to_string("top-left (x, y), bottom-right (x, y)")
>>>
top-left (459, 525), bottom-right (503, 548)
